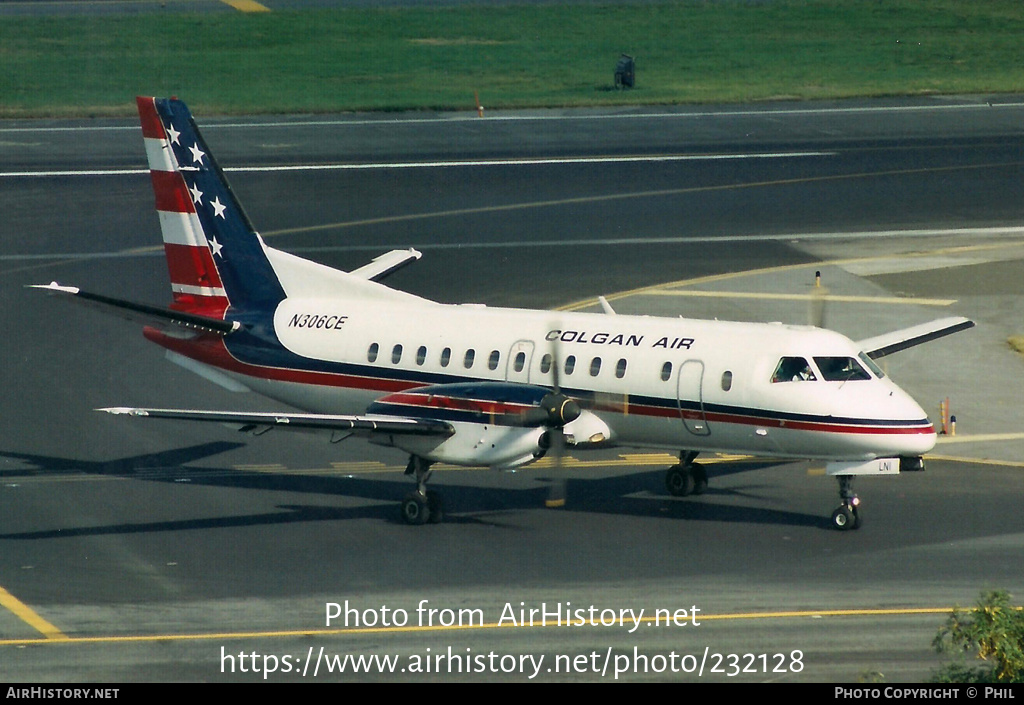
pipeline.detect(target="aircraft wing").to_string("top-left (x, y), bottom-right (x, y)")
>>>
top-left (857, 316), bottom-right (975, 359)
top-left (98, 407), bottom-right (454, 438)
top-left (30, 283), bottom-right (241, 335)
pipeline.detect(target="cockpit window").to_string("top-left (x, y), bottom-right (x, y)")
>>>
top-left (813, 356), bottom-right (871, 381)
top-left (772, 357), bottom-right (816, 382)
top-left (858, 351), bottom-right (885, 379)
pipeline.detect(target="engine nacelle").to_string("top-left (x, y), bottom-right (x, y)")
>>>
top-left (383, 422), bottom-right (549, 470)
top-left (366, 382), bottom-right (614, 469)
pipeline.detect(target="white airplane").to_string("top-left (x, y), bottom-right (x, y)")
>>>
top-left (34, 97), bottom-right (974, 530)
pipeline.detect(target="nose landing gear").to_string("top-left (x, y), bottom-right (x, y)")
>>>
top-left (831, 475), bottom-right (861, 531)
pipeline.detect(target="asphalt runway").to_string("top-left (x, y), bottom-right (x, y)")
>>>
top-left (2, 98), bottom-right (1024, 682)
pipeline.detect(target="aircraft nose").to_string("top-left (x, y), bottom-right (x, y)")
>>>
top-left (890, 387), bottom-right (937, 456)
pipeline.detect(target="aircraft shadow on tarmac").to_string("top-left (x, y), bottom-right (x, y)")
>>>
top-left (0, 445), bottom-right (827, 536)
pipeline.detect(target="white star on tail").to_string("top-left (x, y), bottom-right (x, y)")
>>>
top-left (165, 123), bottom-right (180, 145)
top-left (211, 196), bottom-right (226, 219)
top-left (209, 236), bottom-right (224, 258)
top-left (189, 183), bottom-right (203, 205)
top-left (189, 143), bottom-right (205, 164)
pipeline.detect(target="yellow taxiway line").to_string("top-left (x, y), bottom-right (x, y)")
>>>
top-left (0, 606), bottom-right (962, 647)
top-left (221, 0), bottom-right (270, 11)
top-left (0, 584), bottom-right (66, 641)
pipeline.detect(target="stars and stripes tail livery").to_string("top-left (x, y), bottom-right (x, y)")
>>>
top-left (137, 96), bottom-right (285, 318)
top-left (33, 97), bottom-right (976, 530)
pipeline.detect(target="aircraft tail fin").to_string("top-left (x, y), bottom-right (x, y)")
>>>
top-left (136, 97), bottom-right (285, 318)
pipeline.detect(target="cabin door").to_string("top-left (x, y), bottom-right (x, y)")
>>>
top-left (676, 359), bottom-right (710, 436)
top-left (505, 340), bottom-right (535, 384)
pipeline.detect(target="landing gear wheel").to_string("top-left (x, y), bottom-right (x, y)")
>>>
top-left (401, 492), bottom-right (430, 525)
top-left (691, 463), bottom-right (708, 495)
top-left (831, 504), bottom-right (861, 531)
top-left (831, 505), bottom-right (853, 530)
top-left (426, 490), bottom-right (444, 524)
top-left (665, 465), bottom-right (694, 497)
top-left (832, 475), bottom-right (861, 531)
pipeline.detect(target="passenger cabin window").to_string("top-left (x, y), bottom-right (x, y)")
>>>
top-left (488, 350), bottom-right (500, 371)
top-left (367, 343), bottom-right (379, 363)
top-left (615, 358), bottom-right (627, 379)
top-left (392, 344), bottom-right (403, 364)
top-left (590, 357), bottom-right (602, 377)
top-left (416, 346), bottom-right (427, 366)
top-left (813, 356), bottom-right (871, 382)
top-left (440, 347), bottom-right (451, 367)
top-left (464, 349), bottom-right (476, 369)
top-left (564, 355), bottom-right (576, 375)
top-left (540, 354), bottom-right (553, 374)
top-left (772, 357), bottom-right (816, 382)
top-left (721, 370), bottom-right (733, 391)
top-left (513, 351), bottom-right (526, 373)
top-left (660, 361), bottom-right (672, 381)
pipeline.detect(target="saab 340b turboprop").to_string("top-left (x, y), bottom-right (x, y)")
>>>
top-left (34, 97), bottom-right (974, 530)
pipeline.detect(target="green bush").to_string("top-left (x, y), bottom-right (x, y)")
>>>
top-left (932, 591), bottom-right (1024, 683)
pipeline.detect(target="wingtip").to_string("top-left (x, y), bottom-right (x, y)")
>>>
top-left (27, 282), bottom-right (80, 294)
top-left (97, 407), bottom-right (149, 417)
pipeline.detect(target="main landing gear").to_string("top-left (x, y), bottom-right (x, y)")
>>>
top-left (401, 455), bottom-right (443, 525)
top-left (831, 475), bottom-right (861, 531)
top-left (665, 451), bottom-right (708, 497)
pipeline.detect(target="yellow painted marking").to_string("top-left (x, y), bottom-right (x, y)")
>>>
top-left (926, 454), bottom-right (1024, 469)
top-left (0, 584), bottom-right (66, 641)
top-left (221, 0), bottom-right (270, 11)
top-left (560, 241), bottom-right (1024, 311)
top-left (642, 289), bottom-right (956, 307)
top-left (0, 605), bottom-right (973, 647)
top-left (935, 432), bottom-right (1024, 444)
top-left (544, 498), bottom-right (566, 508)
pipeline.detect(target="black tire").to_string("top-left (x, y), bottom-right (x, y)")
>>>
top-left (665, 465), bottom-right (693, 497)
top-left (401, 492), bottom-right (430, 525)
top-left (831, 505), bottom-right (855, 531)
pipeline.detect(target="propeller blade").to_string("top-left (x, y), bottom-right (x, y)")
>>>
top-left (544, 429), bottom-right (567, 508)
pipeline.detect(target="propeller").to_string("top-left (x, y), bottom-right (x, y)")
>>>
top-left (541, 330), bottom-right (571, 508)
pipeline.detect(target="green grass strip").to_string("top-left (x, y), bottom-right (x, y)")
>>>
top-left (2, 1), bottom-right (1022, 117)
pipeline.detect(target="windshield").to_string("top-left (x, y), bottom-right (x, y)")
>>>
top-left (813, 356), bottom-right (871, 382)
top-left (771, 357), bottom-right (817, 382)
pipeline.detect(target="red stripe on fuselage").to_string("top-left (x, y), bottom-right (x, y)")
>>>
top-left (606, 402), bottom-right (933, 435)
top-left (151, 171), bottom-right (195, 214)
top-left (144, 330), bottom-right (417, 395)
top-left (136, 97), bottom-right (165, 140)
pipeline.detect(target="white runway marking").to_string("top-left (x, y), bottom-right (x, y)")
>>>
top-left (0, 151), bottom-right (831, 179)
top-left (5, 227), bottom-right (1024, 262)
top-left (1, 99), bottom-right (1020, 133)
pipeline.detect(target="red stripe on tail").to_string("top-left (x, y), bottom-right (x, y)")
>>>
top-left (151, 171), bottom-right (196, 214)
top-left (136, 97), bottom-right (165, 140)
top-left (164, 243), bottom-right (224, 290)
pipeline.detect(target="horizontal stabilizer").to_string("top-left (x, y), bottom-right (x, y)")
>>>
top-left (858, 316), bottom-right (974, 359)
top-left (29, 283), bottom-right (241, 335)
top-left (348, 248), bottom-right (423, 282)
top-left (99, 407), bottom-right (454, 437)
